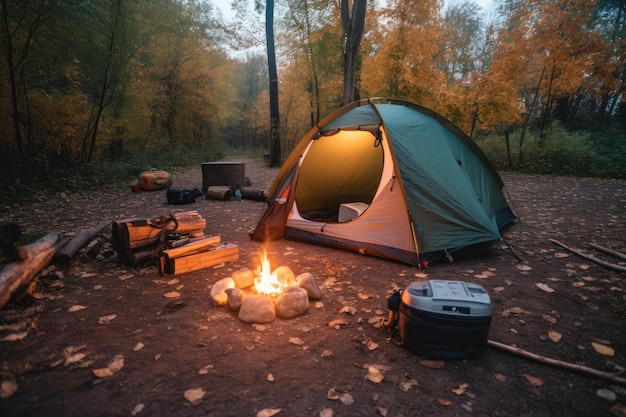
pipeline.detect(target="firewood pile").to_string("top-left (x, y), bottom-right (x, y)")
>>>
top-left (111, 210), bottom-right (238, 274)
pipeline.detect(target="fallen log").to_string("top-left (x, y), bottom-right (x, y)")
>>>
top-left (0, 232), bottom-right (60, 310)
top-left (549, 238), bottom-right (626, 273)
top-left (585, 242), bottom-right (626, 263)
top-left (206, 186), bottom-right (232, 201)
top-left (54, 222), bottom-right (110, 266)
top-left (241, 187), bottom-right (267, 201)
top-left (488, 339), bottom-right (626, 385)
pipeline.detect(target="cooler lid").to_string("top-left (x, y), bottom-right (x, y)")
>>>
top-left (401, 280), bottom-right (491, 317)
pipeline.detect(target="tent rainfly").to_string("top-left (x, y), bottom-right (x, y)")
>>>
top-left (251, 98), bottom-right (516, 267)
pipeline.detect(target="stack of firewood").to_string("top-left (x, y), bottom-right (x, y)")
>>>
top-left (111, 210), bottom-right (239, 273)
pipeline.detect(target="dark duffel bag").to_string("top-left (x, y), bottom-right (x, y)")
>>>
top-left (166, 188), bottom-right (203, 205)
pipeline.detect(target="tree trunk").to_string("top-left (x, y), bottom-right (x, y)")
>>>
top-left (266, 0), bottom-right (281, 167)
top-left (341, 0), bottom-right (367, 106)
top-left (0, 232), bottom-right (60, 310)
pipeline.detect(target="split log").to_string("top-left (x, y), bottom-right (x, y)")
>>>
top-left (161, 243), bottom-right (239, 275)
top-left (54, 222), bottom-right (110, 265)
top-left (488, 339), bottom-right (626, 385)
top-left (0, 232), bottom-right (60, 310)
top-left (161, 235), bottom-right (221, 260)
top-left (549, 238), bottom-right (626, 273)
top-left (206, 186), bottom-right (232, 201)
top-left (585, 242), bottom-right (626, 263)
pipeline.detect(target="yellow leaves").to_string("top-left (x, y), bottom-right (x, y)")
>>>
top-left (0, 331), bottom-right (28, 342)
top-left (256, 409), bottom-right (281, 417)
top-left (451, 383), bottom-right (469, 395)
top-left (289, 337), bottom-right (305, 346)
top-left (591, 342), bottom-right (615, 357)
top-left (163, 291), bottom-right (180, 298)
top-left (184, 387), bottom-right (206, 403)
top-left (535, 283), bottom-right (555, 293)
top-left (399, 379), bottom-right (418, 392)
top-left (328, 319), bottom-right (349, 329)
top-left (548, 330), bottom-right (562, 343)
top-left (92, 355), bottom-right (124, 378)
top-left (523, 374), bottom-right (544, 387)
top-left (419, 359), bottom-right (445, 369)
top-left (0, 380), bottom-right (18, 399)
top-left (366, 366), bottom-right (385, 384)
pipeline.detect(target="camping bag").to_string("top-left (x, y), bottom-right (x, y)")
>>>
top-left (139, 170), bottom-right (173, 191)
top-left (167, 188), bottom-right (202, 205)
top-left (397, 280), bottom-right (491, 359)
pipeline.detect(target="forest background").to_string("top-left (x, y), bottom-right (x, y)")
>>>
top-left (1, 0), bottom-right (625, 203)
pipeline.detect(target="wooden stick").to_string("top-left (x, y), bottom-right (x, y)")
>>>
top-left (487, 339), bottom-right (626, 385)
top-left (585, 242), bottom-right (626, 263)
top-left (549, 238), bottom-right (626, 273)
top-left (0, 232), bottom-right (60, 310)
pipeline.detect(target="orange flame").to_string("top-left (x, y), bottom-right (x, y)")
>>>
top-left (254, 250), bottom-right (284, 296)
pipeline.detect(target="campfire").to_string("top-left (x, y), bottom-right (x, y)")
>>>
top-left (253, 250), bottom-right (295, 296)
top-left (210, 248), bottom-right (322, 324)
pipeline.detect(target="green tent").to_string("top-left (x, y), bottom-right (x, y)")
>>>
top-left (251, 98), bottom-right (516, 266)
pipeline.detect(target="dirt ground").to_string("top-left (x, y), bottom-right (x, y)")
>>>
top-left (0, 156), bottom-right (625, 417)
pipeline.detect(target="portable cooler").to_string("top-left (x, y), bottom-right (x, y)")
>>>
top-left (398, 280), bottom-right (491, 359)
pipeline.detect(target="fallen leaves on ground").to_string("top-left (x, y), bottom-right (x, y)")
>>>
top-left (501, 307), bottom-right (524, 318)
top-left (366, 366), bottom-right (385, 383)
top-left (399, 379), bottom-right (418, 392)
top-left (98, 314), bottom-right (117, 324)
top-left (0, 380), bottom-right (18, 399)
top-left (184, 387), bottom-right (206, 403)
top-left (340, 306), bottom-right (357, 315)
top-left (419, 359), bottom-right (445, 369)
top-left (92, 355), bottom-right (124, 378)
top-left (536, 283), bottom-right (555, 293)
top-left (131, 403), bottom-right (144, 416)
top-left (256, 409), bottom-right (281, 417)
top-left (68, 305), bottom-right (87, 313)
top-left (493, 373), bottom-right (507, 382)
top-left (328, 319), bottom-right (348, 328)
top-left (163, 291), bottom-right (180, 298)
top-left (548, 330), bottom-right (562, 343)
top-left (452, 383), bottom-right (469, 395)
top-left (522, 374), bottom-right (544, 387)
top-left (289, 337), bottom-right (305, 346)
top-left (0, 331), bottom-right (28, 342)
top-left (591, 341), bottom-right (615, 357)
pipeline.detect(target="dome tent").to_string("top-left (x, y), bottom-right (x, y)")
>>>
top-left (251, 98), bottom-right (516, 267)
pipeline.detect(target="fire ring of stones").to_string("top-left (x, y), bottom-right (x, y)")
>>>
top-left (210, 266), bottom-right (322, 324)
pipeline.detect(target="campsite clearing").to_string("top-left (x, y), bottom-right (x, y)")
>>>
top-left (0, 157), bottom-right (625, 417)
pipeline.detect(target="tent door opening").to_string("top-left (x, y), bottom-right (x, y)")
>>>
top-left (294, 129), bottom-right (384, 223)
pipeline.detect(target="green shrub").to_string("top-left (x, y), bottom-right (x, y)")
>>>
top-left (477, 122), bottom-right (625, 179)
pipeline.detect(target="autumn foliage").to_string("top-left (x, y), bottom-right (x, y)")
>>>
top-left (1, 0), bottom-right (624, 188)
